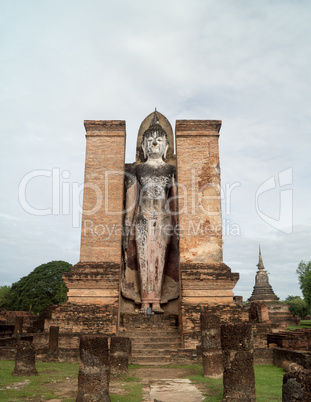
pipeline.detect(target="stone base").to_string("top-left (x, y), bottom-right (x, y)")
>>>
top-left (44, 302), bottom-right (118, 334)
top-left (64, 261), bottom-right (120, 305)
top-left (179, 263), bottom-right (246, 348)
top-left (43, 261), bottom-right (120, 335)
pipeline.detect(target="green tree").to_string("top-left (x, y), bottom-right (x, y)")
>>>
top-left (6, 261), bottom-right (72, 315)
top-left (297, 260), bottom-right (311, 310)
top-left (284, 295), bottom-right (309, 318)
top-left (0, 285), bottom-right (11, 309)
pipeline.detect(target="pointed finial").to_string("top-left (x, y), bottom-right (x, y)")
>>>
top-left (151, 108), bottom-right (160, 125)
top-left (257, 245), bottom-right (265, 271)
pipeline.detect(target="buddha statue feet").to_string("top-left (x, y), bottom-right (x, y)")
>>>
top-left (139, 303), bottom-right (150, 314)
top-left (153, 304), bottom-right (164, 314)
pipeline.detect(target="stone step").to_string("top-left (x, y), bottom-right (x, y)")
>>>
top-left (131, 356), bottom-right (172, 365)
top-left (121, 327), bottom-right (179, 332)
top-left (125, 338), bottom-right (181, 346)
top-left (132, 341), bottom-right (182, 348)
top-left (132, 349), bottom-right (178, 356)
top-left (120, 328), bottom-right (180, 336)
top-left (122, 332), bottom-right (180, 338)
top-left (119, 313), bottom-right (182, 366)
top-left (133, 345), bottom-right (182, 352)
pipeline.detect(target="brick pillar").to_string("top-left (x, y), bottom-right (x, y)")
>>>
top-left (220, 323), bottom-right (256, 401)
top-left (200, 312), bottom-right (223, 378)
top-left (175, 120), bottom-right (223, 264)
top-left (80, 120), bottom-right (126, 263)
top-left (12, 341), bottom-right (38, 376)
top-left (77, 335), bottom-right (110, 402)
top-left (64, 120), bottom-right (126, 307)
top-left (175, 120), bottom-right (239, 348)
top-left (110, 336), bottom-right (131, 374)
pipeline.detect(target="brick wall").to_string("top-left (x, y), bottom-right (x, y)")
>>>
top-left (44, 302), bottom-right (118, 334)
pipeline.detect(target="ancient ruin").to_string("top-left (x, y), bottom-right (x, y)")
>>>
top-left (249, 246), bottom-right (279, 302)
top-left (12, 341), bottom-right (38, 377)
top-left (200, 311), bottom-right (223, 378)
top-left (76, 335), bottom-right (110, 402)
top-left (248, 247), bottom-right (294, 326)
top-left (110, 336), bottom-right (131, 374)
top-left (282, 369), bottom-right (311, 401)
top-left (221, 323), bottom-right (256, 401)
top-left (0, 110), bottom-right (297, 379)
top-left (36, 109), bottom-right (247, 364)
top-left (245, 247), bottom-right (297, 365)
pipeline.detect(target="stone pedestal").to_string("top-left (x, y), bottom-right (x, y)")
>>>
top-left (220, 323), bottom-right (256, 401)
top-left (12, 341), bottom-right (38, 376)
top-left (76, 335), bottom-right (110, 402)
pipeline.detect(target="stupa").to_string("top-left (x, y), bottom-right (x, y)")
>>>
top-left (249, 246), bottom-right (279, 302)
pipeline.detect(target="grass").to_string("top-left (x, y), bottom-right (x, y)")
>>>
top-left (186, 364), bottom-right (284, 402)
top-left (0, 360), bottom-right (79, 401)
top-left (0, 360), bottom-right (284, 401)
top-left (186, 365), bottom-right (223, 401)
top-left (0, 361), bottom-right (142, 402)
top-left (255, 365), bottom-right (284, 401)
top-left (110, 373), bottom-right (142, 402)
top-left (287, 320), bottom-right (311, 330)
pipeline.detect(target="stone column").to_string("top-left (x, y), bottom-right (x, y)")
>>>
top-left (14, 316), bottom-right (23, 340)
top-left (12, 341), bottom-right (38, 376)
top-left (76, 335), bottom-right (110, 402)
top-left (48, 326), bottom-right (59, 355)
top-left (282, 370), bottom-right (311, 401)
top-left (110, 336), bottom-right (131, 374)
top-left (200, 311), bottom-right (223, 378)
top-left (220, 323), bottom-right (256, 401)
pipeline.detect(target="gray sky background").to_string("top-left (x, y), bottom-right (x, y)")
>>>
top-left (1, 0), bottom-right (310, 301)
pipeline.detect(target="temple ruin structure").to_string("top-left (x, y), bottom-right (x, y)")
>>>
top-left (42, 110), bottom-right (248, 362)
top-left (249, 246), bottom-right (279, 302)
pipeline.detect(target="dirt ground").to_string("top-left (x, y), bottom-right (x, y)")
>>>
top-left (38, 367), bottom-right (208, 401)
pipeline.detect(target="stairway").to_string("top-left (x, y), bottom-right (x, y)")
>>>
top-left (119, 313), bottom-right (182, 365)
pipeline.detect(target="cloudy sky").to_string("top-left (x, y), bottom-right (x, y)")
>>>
top-left (1, 0), bottom-right (310, 301)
